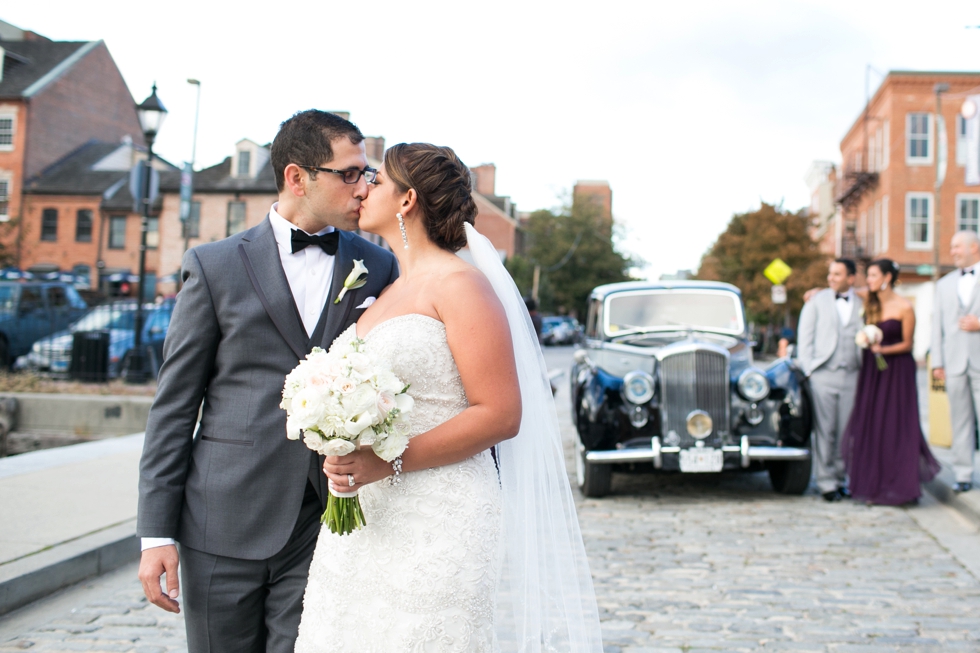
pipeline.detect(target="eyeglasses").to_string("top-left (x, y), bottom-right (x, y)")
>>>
top-left (300, 165), bottom-right (378, 185)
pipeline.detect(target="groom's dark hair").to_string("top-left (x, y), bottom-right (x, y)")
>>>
top-left (271, 110), bottom-right (364, 192)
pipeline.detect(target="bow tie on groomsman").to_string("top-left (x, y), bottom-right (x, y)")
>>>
top-left (963, 268), bottom-right (976, 276)
top-left (835, 294), bottom-right (849, 301)
top-left (291, 229), bottom-right (339, 255)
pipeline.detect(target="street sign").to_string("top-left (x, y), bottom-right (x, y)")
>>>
top-left (179, 162), bottom-right (193, 222)
top-left (771, 284), bottom-right (787, 304)
top-left (916, 264), bottom-right (935, 276)
top-left (764, 258), bottom-right (793, 285)
top-left (129, 160), bottom-right (159, 214)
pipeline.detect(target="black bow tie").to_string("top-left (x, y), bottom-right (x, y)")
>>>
top-left (291, 229), bottom-right (339, 255)
top-left (964, 268), bottom-right (975, 276)
top-left (836, 294), bottom-right (849, 301)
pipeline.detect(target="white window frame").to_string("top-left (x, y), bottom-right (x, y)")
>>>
top-left (0, 171), bottom-right (10, 222)
top-left (0, 110), bottom-right (15, 152)
top-left (957, 114), bottom-right (968, 167)
top-left (906, 113), bottom-right (933, 166)
top-left (906, 192), bottom-right (933, 250)
top-left (958, 193), bottom-right (980, 233)
top-left (882, 120), bottom-right (890, 171)
top-left (873, 199), bottom-right (882, 254)
top-left (881, 195), bottom-right (889, 254)
top-left (233, 144), bottom-right (254, 178)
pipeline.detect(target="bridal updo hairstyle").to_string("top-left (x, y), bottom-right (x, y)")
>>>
top-left (864, 258), bottom-right (900, 325)
top-left (383, 143), bottom-right (477, 252)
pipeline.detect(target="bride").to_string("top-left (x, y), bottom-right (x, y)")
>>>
top-left (293, 143), bottom-right (603, 652)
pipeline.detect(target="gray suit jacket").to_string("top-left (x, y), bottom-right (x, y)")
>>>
top-left (796, 288), bottom-right (862, 377)
top-left (137, 218), bottom-right (398, 560)
top-left (931, 269), bottom-right (980, 376)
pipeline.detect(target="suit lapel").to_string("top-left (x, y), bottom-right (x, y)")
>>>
top-left (238, 218), bottom-right (308, 360)
top-left (321, 232), bottom-right (362, 348)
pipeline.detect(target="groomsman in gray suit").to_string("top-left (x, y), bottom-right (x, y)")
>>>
top-left (137, 111), bottom-right (398, 652)
top-left (932, 230), bottom-right (980, 493)
top-left (797, 258), bottom-right (863, 502)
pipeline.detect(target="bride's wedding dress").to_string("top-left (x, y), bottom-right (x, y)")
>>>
top-left (295, 314), bottom-right (503, 652)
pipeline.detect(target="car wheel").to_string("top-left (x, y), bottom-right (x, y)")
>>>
top-left (577, 441), bottom-right (612, 498)
top-left (768, 456), bottom-right (813, 495)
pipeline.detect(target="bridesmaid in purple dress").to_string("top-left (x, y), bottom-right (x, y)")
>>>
top-left (842, 259), bottom-right (940, 505)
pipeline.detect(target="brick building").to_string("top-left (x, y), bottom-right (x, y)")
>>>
top-left (573, 180), bottom-right (612, 221)
top-left (816, 70), bottom-right (980, 358)
top-left (20, 138), bottom-right (179, 296)
top-left (0, 19), bottom-right (144, 267)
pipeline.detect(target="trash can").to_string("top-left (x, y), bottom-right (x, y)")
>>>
top-left (69, 331), bottom-right (110, 383)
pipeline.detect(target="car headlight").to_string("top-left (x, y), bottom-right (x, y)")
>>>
top-left (622, 370), bottom-right (654, 404)
top-left (737, 369), bottom-right (770, 402)
top-left (686, 410), bottom-right (713, 438)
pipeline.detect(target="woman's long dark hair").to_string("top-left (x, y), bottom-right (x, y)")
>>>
top-left (865, 259), bottom-right (899, 325)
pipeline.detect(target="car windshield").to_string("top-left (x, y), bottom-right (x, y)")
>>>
top-left (605, 290), bottom-right (743, 335)
top-left (71, 306), bottom-right (136, 331)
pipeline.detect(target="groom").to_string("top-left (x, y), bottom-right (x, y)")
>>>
top-left (137, 110), bottom-right (398, 652)
top-left (797, 258), bottom-right (862, 502)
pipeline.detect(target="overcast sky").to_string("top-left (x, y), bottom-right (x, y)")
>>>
top-left (6, 1), bottom-right (980, 278)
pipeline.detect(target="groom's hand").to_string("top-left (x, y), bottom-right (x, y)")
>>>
top-left (138, 545), bottom-right (181, 613)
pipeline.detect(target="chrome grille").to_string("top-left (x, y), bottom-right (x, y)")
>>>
top-left (659, 347), bottom-right (729, 445)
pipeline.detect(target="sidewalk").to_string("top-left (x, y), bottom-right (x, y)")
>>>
top-left (0, 434), bottom-right (143, 615)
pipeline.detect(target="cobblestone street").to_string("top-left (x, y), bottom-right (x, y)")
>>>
top-left (2, 348), bottom-right (980, 651)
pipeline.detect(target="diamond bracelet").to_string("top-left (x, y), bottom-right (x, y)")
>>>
top-left (391, 456), bottom-right (403, 485)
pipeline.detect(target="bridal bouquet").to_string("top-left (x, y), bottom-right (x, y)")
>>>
top-left (281, 337), bottom-right (413, 535)
top-left (855, 324), bottom-right (888, 371)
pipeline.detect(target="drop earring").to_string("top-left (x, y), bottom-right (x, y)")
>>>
top-left (397, 212), bottom-right (409, 249)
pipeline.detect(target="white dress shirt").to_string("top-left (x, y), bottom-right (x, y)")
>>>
top-left (142, 204), bottom-right (336, 552)
top-left (835, 288), bottom-right (854, 325)
top-left (958, 264), bottom-right (979, 308)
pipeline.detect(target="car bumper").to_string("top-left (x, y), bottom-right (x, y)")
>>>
top-left (585, 435), bottom-right (810, 469)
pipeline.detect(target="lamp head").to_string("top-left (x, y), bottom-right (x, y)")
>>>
top-left (137, 83), bottom-right (168, 143)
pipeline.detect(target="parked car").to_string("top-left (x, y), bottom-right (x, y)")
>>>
top-left (571, 281), bottom-right (813, 498)
top-left (0, 281), bottom-right (90, 367)
top-left (16, 301), bottom-right (174, 378)
top-left (541, 316), bottom-right (583, 346)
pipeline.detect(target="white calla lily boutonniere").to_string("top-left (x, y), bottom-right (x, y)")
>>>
top-left (334, 259), bottom-right (369, 304)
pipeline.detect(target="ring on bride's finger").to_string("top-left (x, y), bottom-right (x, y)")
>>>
top-left (348, 474), bottom-right (355, 487)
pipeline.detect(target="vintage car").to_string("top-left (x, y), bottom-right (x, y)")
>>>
top-left (571, 281), bottom-right (813, 497)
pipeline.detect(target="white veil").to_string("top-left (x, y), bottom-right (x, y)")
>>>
top-left (463, 223), bottom-right (604, 652)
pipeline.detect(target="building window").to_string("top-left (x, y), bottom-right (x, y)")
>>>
top-left (147, 217), bottom-right (159, 249)
top-left (227, 201), bottom-right (246, 236)
top-left (237, 150), bottom-right (251, 177)
top-left (881, 120), bottom-right (889, 170)
top-left (907, 113), bottom-right (932, 164)
top-left (0, 115), bottom-right (13, 149)
top-left (183, 201), bottom-right (200, 238)
top-left (75, 209), bottom-right (93, 242)
top-left (957, 115), bottom-right (968, 167)
top-left (41, 208), bottom-right (58, 241)
top-left (906, 193), bottom-right (932, 250)
top-left (881, 195), bottom-right (889, 254)
top-left (108, 215), bottom-right (126, 249)
top-left (959, 195), bottom-right (980, 233)
top-left (0, 178), bottom-right (8, 221)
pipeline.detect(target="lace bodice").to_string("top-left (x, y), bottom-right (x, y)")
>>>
top-left (296, 314), bottom-right (503, 653)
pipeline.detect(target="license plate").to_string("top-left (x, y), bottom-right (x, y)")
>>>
top-left (679, 448), bottom-right (724, 473)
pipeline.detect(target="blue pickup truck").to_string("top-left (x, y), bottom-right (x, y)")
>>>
top-left (0, 282), bottom-right (90, 368)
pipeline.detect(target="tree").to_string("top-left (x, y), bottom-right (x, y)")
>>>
top-left (696, 202), bottom-right (828, 326)
top-left (507, 200), bottom-right (635, 319)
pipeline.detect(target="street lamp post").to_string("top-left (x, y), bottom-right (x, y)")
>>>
top-left (179, 79), bottom-right (201, 290)
top-left (126, 84), bottom-right (167, 384)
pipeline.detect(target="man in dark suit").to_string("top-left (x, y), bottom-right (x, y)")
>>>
top-left (137, 110), bottom-right (397, 652)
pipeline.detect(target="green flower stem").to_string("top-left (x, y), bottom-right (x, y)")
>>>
top-left (322, 493), bottom-right (366, 535)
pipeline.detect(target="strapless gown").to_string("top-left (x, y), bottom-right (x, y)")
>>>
top-left (294, 315), bottom-right (502, 652)
top-left (841, 319), bottom-right (940, 505)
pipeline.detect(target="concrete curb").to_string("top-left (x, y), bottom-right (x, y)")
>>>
top-left (923, 479), bottom-right (980, 529)
top-left (0, 520), bottom-right (138, 617)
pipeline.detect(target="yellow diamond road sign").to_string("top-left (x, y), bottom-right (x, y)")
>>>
top-left (764, 258), bottom-right (793, 285)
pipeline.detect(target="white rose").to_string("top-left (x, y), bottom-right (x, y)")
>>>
top-left (373, 432), bottom-right (409, 462)
top-left (344, 411), bottom-right (376, 437)
top-left (374, 370), bottom-right (404, 395)
top-left (321, 438), bottom-right (356, 456)
top-left (377, 391), bottom-right (397, 417)
top-left (286, 415), bottom-right (302, 440)
top-left (394, 393), bottom-right (414, 416)
top-left (345, 352), bottom-right (372, 375)
top-left (290, 387), bottom-right (328, 428)
top-left (303, 429), bottom-right (325, 452)
top-left (334, 377), bottom-right (358, 395)
top-left (345, 384), bottom-right (378, 415)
